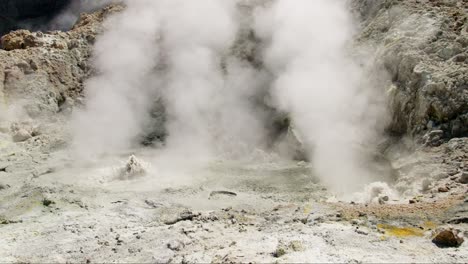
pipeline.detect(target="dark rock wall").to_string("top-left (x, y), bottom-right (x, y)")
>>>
top-left (0, 0), bottom-right (71, 35)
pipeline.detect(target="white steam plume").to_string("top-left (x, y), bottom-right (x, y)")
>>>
top-left (255, 0), bottom-right (387, 195)
top-left (72, 0), bottom-right (268, 162)
top-left (71, 0), bottom-right (161, 159)
top-left (159, 0), bottom-right (269, 161)
top-left (71, 0), bottom-right (388, 197)
top-left (158, 0), bottom-right (237, 160)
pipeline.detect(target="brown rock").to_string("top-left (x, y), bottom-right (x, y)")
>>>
top-left (459, 172), bottom-right (468, 184)
top-left (438, 186), bottom-right (449, 193)
top-left (432, 229), bottom-right (464, 247)
top-left (1, 30), bottom-right (42, 51)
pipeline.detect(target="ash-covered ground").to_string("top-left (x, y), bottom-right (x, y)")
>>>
top-left (0, 0), bottom-right (467, 263)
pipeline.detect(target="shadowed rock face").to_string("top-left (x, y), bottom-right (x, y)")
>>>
top-left (0, 0), bottom-right (71, 35)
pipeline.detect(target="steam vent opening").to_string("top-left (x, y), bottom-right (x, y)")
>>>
top-left (0, 0), bottom-right (467, 262)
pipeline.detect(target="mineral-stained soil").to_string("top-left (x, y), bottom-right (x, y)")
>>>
top-left (0, 1), bottom-right (467, 263)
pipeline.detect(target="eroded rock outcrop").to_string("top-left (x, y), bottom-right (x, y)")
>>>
top-left (0, 4), bottom-right (123, 118)
top-left (356, 0), bottom-right (468, 139)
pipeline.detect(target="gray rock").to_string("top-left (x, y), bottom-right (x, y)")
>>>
top-left (423, 130), bottom-right (444, 147)
top-left (437, 44), bottom-right (462, 60)
top-left (163, 209), bottom-right (199, 225)
top-left (358, 2), bottom-right (468, 139)
top-left (458, 172), bottom-right (468, 184)
top-left (209, 191), bottom-right (237, 200)
top-left (117, 155), bottom-right (147, 180)
top-left (12, 128), bottom-right (32, 142)
top-left (167, 240), bottom-right (184, 251)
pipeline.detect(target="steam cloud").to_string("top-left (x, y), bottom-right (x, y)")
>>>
top-left (72, 0), bottom-right (162, 159)
top-left (72, 0), bottom-right (388, 195)
top-left (255, 0), bottom-right (387, 195)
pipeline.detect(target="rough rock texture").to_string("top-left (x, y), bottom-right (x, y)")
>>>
top-left (356, 0), bottom-right (468, 139)
top-left (0, 4), bottom-right (123, 118)
top-left (432, 228), bottom-right (465, 247)
top-left (0, 1), bottom-right (467, 263)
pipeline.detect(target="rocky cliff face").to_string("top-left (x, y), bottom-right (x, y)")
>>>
top-left (355, 0), bottom-right (468, 140)
top-left (0, 4), bottom-right (122, 119)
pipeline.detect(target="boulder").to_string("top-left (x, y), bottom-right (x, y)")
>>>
top-left (432, 229), bottom-right (464, 248)
top-left (459, 171), bottom-right (468, 184)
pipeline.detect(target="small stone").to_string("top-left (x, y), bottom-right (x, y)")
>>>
top-left (423, 130), bottom-right (444, 146)
top-left (438, 45), bottom-right (462, 60)
top-left (432, 229), bottom-right (464, 247)
top-left (453, 54), bottom-right (466, 62)
top-left (409, 199), bottom-right (416, 204)
top-left (118, 155), bottom-right (147, 180)
top-left (42, 198), bottom-right (55, 207)
top-left (209, 190), bottom-right (237, 199)
top-left (12, 129), bottom-right (32, 142)
top-left (167, 240), bottom-right (183, 251)
top-left (458, 172), bottom-right (468, 184)
top-left (378, 196), bottom-right (389, 205)
top-left (438, 186), bottom-right (449, 193)
top-left (289, 241), bottom-right (304, 252)
top-left (274, 247), bottom-right (287, 258)
top-left (355, 229), bottom-right (369, 235)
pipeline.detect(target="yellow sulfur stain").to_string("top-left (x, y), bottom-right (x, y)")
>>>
top-left (303, 204), bottom-right (312, 214)
top-left (422, 221), bottom-right (437, 230)
top-left (377, 224), bottom-right (425, 238)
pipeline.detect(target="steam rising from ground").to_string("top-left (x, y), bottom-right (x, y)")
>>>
top-left (255, 0), bottom-right (387, 195)
top-left (72, 0), bottom-right (161, 159)
top-left (71, 0), bottom-right (388, 196)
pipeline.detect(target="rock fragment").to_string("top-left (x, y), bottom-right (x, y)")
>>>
top-left (423, 130), bottom-right (444, 147)
top-left (117, 155), bottom-right (147, 180)
top-left (438, 186), bottom-right (449, 193)
top-left (42, 198), bottom-right (55, 207)
top-left (209, 190), bottom-right (237, 199)
top-left (1, 30), bottom-right (42, 51)
top-left (164, 209), bottom-right (199, 225)
top-left (458, 171), bottom-right (468, 184)
top-left (432, 229), bottom-right (464, 247)
top-left (167, 240), bottom-right (184, 251)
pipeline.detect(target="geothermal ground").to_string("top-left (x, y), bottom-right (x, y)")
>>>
top-left (0, 136), bottom-right (467, 262)
top-left (0, 0), bottom-right (467, 263)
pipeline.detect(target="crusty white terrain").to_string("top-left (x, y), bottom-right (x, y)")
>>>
top-left (0, 0), bottom-right (467, 263)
